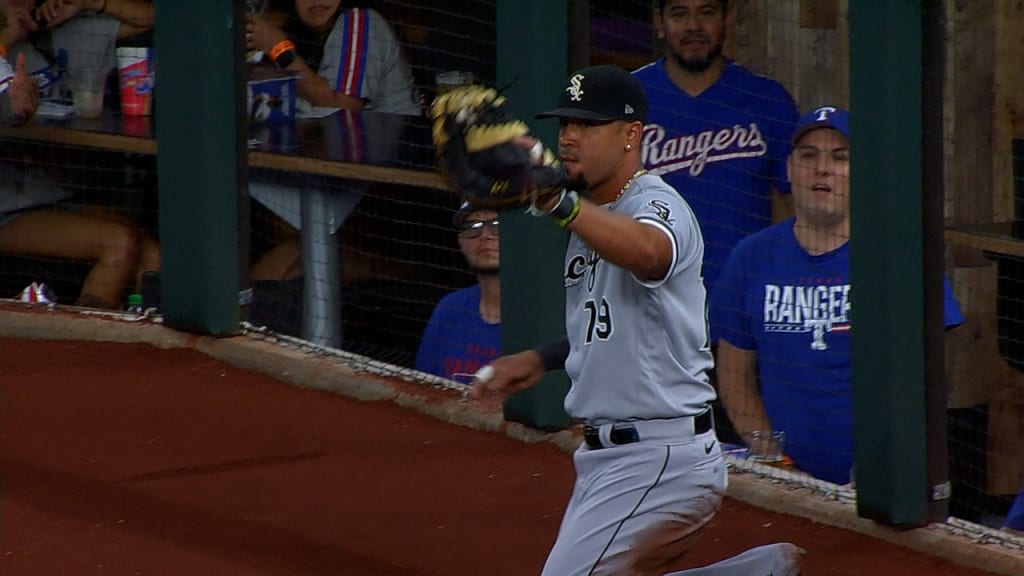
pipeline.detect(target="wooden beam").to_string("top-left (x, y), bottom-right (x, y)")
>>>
top-left (800, 0), bottom-right (838, 29)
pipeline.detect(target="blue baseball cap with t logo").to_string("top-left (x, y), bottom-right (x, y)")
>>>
top-left (535, 64), bottom-right (647, 124)
top-left (791, 106), bottom-right (849, 146)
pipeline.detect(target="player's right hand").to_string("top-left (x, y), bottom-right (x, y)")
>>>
top-left (468, 350), bottom-right (546, 400)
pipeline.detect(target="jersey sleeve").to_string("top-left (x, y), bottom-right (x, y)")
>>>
top-left (709, 241), bottom-right (756, 349)
top-left (321, 7), bottom-right (371, 100)
top-left (320, 8), bottom-right (419, 115)
top-left (631, 186), bottom-right (703, 288)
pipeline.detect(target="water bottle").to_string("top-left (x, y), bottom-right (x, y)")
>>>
top-left (126, 293), bottom-right (144, 316)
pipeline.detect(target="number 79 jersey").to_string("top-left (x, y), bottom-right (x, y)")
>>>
top-left (562, 173), bottom-right (717, 423)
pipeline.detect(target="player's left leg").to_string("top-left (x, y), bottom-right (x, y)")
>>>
top-left (664, 542), bottom-right (804, 575)
top-left (541, 428), bottom-right (726, 576)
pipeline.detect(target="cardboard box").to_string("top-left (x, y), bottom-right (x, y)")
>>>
top-left (247, 68), bottom-right (297, 124)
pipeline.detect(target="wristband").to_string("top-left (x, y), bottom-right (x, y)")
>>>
top-left (535, 338), bottom-right (570, 372)
top-left (273, 48), bottom-right (296, 69)
top-left (551, 190), bottom-right (580, 227)
top-left (268, 39), bottom-right (296, 64)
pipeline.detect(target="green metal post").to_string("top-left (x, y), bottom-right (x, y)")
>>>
top-left (849, 0), bottom-right (929, 525)
top-left (154, 0), bottom-right (246, 335)
top-left (496, 1), bottom-right (571, 430)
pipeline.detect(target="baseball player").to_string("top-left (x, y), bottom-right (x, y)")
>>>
top-left (470, 64), bottom-right (800, 576)
top-left (710, 106), bottom-right (965, 484)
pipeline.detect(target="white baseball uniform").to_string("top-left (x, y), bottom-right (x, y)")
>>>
top-left (541, 173), bottom-right (800, 576)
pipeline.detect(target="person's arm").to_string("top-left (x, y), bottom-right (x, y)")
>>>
top-left (35, 0), bottom-right (154, 38)
top-left (565, 199), bottom-right (674, 282)
top-left (468, 336), bottom-right (568, 400)
top-left (246, 13), bottom-right (364, 111)
top-left (288, 57), bottom-right (365, 110)
top-left (534, 337), bottom-right (569, 372)
top-left (715, 339), bottom-right (772, 438)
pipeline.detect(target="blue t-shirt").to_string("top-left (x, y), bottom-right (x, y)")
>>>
top-left (709, 220), bottom-right (965, 484)
top-left (633, 60), bottom-right (799, 294)
top-left (415, 285), bottom-right (500, 382)
top-left (1005, 488), bottom-right (1024, 531)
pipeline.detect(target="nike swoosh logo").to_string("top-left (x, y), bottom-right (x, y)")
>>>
top-left (704, 441), bottom-right (716, 454)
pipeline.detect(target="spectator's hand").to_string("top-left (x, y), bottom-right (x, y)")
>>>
top-left (245, 13), bottom-right (286, 54)
top-left (3, 2), bottom-right (38, 41)
top-left (468, 350), bottom-right (546, 401)
top-left (10, 53), bottom-right (39, 121)
top-left (33, 0), bottom-right (91, 29)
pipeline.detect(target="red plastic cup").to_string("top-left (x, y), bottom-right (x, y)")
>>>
top-left (117, 47), bottom-right (154, 116)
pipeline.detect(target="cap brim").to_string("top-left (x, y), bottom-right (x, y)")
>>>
top-left (791, 122), bottom-right (848, 146)
top-left (535, 107), bottom-right (617, 121)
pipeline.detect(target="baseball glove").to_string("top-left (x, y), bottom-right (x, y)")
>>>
top-left (431, 85), bottom-right (567, 209)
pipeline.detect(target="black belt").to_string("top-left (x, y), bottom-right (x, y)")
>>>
top-left (582, 410), bottom-right (713, 450)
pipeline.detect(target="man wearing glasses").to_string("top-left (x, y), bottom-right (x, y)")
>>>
top-left (415, 201), bottom-right (501, 383)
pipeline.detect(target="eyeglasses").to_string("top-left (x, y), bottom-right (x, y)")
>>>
top-left (459, 218), bottom-right (500, 239)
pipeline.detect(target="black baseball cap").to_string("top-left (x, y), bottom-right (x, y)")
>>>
top-left (452, 200), bottom-right (493, 229)
top-left (535, 65), bottom-right (648, 123)
top-left (452, 201), bottom-right (474, 229)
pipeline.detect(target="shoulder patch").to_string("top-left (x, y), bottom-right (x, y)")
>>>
top-left (648, 199), bottom-right (675, 225)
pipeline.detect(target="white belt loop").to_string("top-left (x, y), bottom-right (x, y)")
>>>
top-left (597, 423), bottom-right (615, 448)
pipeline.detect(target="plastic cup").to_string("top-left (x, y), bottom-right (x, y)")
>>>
top-left (744, 430), bottom-right (786, 466)
top-left (70, 67), bottom-right (106, 119)
top-left (116, 47), bottom-right (155, 116)
top-left (435, 71), bottom-right (474, 94)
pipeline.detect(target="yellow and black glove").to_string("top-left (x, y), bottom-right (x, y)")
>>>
top-left (431, 86), bottom-right (566, 209)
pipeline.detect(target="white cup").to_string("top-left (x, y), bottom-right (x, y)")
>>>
top-left (435, 71), bottom-right (474, 94)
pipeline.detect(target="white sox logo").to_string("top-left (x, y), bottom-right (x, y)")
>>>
top-left (648, 199), bottom-right (674, 224)
top-left (566, 74), bottom-right (585, 102)
top-left (642, 123), bottom-right (768, 177)
top-left (565, 250), bottom-right (601, 292)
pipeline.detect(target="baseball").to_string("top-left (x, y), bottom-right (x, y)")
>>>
top-left (474, 364), bottom-right (495, 384)
top-left (530, 141), bottom-right (543, 163)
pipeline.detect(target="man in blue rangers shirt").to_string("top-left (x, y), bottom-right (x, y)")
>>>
top-left (633, 0), bottom-right (799, 295)
top-left (709, 106), bottom-right (965, 485)
top-left (634, 0), bottom-right (800, 445)
top-left (415, 202), bottom-right (501, 382)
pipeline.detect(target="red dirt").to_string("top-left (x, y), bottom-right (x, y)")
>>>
top-left (0, 338), bottom-right (1008, 575)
